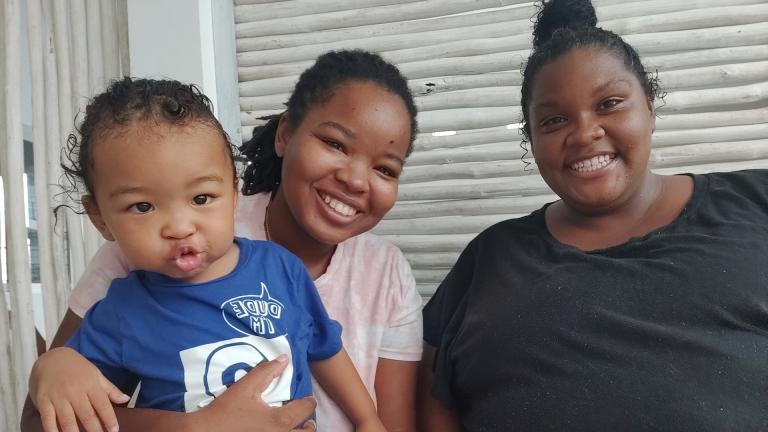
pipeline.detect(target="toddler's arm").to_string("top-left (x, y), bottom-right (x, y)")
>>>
top-left (27, 346), bottom-right (130, 432)
top-left (21, 309), bottom-right (129, 432)
top-left (310, 348), bottom-right (386, 432)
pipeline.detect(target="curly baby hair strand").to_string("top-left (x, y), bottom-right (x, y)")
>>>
top-left (519, 0), bottom-right (662, 143)
top-left (239, 49), bottom-right (418, 196)
top-left (58, 77), bottom-right (236, 216)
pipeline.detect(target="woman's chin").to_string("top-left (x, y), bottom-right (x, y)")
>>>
top-left (307, 224), bottom-right (356, 247)
top-left (563, 191), bottom-right (627, 215)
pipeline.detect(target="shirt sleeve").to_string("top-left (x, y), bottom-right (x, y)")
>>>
top-left (421, 239), bottom-right (477, 408)
top-left (69, 241), bottom-right (135, 317)
top-left (291, 258), bottom-right (343, 362)
top-left (66, 282), bottom-right (137, 394)
top-left (378, 252), bottom-right (423, 361)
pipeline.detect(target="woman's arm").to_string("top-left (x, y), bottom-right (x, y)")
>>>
top-left (416, 343), bottom-right (461, 432)
top-left (311, 349), bottom-right (385, 432)
top-left (375, 358), bottom-right (418, 432)
top-left (117, 356), bottom-right (317, 432)
top-left (49, 309), bottom-right (84, 348)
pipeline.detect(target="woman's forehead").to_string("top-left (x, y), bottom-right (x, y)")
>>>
top-left (532, 48), bottom-right (638, 98)
top-left (308, 82), bottom-right (410, 128)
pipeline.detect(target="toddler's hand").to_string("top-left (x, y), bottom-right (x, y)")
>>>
top-left (29, 346), bottom-right (130, 432)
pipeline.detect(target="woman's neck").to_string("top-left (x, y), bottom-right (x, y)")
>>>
top-left (265, 189), bottom-right (336, 279)
top-left (564, 171), bottom-right (663, 224)
top-left (546, 172), bottom-right (692, 251)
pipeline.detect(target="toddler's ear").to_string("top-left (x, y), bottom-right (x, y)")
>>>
top-left (83, 195), bottom-right (115, 241)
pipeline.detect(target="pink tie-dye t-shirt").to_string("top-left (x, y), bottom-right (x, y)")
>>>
top-left (69, 192), bottom-right (423, 431)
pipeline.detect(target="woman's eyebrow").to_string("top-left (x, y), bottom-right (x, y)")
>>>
top-left (385, 152), bottom-right (406, 166)
top-left (319, 121), bottom-right (355, 138)
top-left (532, 100), bottom-right (559, 112)
top-left (593, 78), bottom-right (631, 95)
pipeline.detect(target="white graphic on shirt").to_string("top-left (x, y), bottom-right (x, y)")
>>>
top-left (180, 335), bottom-right (293, 412)
top-left (221, 283), bottom-right (284, 336)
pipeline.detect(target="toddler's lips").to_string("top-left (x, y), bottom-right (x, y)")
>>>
top-left (174, 253), bottom-right (203, 272)
top-left (172, 246), bottom-right (203, 272)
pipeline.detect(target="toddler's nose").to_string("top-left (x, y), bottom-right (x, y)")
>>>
top-left (161, 211), bottom-right (197, 239)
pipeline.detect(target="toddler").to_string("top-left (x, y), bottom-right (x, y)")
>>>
top-left (59, 77), bottom-right (384, 431)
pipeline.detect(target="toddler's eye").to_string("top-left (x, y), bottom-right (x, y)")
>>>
top-left (131, 202), bottom-right (153, 213)
top-left (193, 195), bottom-right (211, 205)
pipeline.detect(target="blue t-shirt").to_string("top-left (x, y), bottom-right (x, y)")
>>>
top-left (67, 237), bottom-right (342, 412)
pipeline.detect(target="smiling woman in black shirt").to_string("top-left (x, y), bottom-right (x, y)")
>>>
top-left (418, 1), bottom-right (768, 430)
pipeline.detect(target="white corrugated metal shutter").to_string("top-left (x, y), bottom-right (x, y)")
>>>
top-left (235, 0), bottom-right (768, 300)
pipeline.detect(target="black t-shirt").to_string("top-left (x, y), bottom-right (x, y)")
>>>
top-left (423, 170), bottom-right (768, 432)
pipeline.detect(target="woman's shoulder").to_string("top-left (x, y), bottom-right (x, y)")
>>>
top-left (701, 169), bottom-right (768, 192)
top-left (695, 169), bottom-right (768, 213)
top-left (474, 207), bottom-right (547, 245)
top-left (70, 241), bottom-right (136, 316)
top-left (338, 231), bottom-right (421, 312)
top-left (334, 231), bottom-right (413, 288)
top-left (343, 230), bottom-right (405, 260)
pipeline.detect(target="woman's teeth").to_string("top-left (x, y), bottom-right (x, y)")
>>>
top-left (322, 194), bottom-right (357, 217)
top-left (571, 154), bottom-right (615, 173)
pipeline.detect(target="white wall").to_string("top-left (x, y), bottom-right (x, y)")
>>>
top-left (233, 0), bottom-right (768, 298)
top-left (126, 0), bottom-right (240, 142)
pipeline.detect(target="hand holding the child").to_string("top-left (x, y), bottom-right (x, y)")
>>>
top-left (29, 346), bottom-right (130, 432)
top-left (191, 355), bottom-right (317, 432)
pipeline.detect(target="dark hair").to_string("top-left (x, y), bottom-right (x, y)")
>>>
top-left (60, 77), bottom-right (235, 213)
top-left (520, 0), bottom-right (661, 143)
top-left (239, 49), bottom-right (418, 195)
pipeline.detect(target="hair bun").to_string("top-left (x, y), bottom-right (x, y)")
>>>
top-left (532, 0), bottom-right (598, 49)
top-left (162, 98), bottom-right (185, 119)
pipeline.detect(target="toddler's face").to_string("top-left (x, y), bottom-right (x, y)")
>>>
top-left (86, 122), bottom-right (239, 283)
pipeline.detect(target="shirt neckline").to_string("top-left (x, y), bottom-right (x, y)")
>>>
top-left (535, 173), bottom-right (704, 254)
